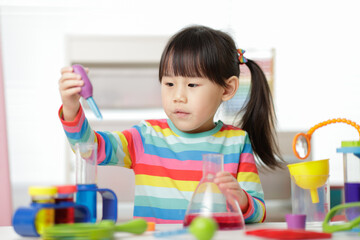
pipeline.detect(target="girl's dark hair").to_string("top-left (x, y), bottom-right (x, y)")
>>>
top-left (159, 25), bottom-right (282, 169)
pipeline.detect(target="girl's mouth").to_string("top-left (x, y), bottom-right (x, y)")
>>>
top-left (174, 110), bottom-right (190, 118)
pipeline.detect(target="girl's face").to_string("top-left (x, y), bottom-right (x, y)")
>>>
top-left (161, 76), bottom-right (225, 133)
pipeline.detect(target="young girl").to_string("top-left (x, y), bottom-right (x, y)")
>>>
top-left (58, 25), bottom-right (282, 224)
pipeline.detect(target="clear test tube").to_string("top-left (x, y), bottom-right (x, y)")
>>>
top-left (75, 142), bottom-right (98, 185)
top-left (55, 185), bottom-right (77, 224)
top-left (75, 142), bottom-right (98, 223)
top-left (28, 186), bottom-right (57, 235)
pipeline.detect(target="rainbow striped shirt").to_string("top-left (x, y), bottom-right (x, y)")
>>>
top-left (59, 106), bottom-right (266, 223)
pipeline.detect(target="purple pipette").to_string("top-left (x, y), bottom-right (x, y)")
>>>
top-left (72, 64), bottom-right (103, 119)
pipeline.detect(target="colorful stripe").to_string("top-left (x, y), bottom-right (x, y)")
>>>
top-left (135, 185), bottom-right (194, 200)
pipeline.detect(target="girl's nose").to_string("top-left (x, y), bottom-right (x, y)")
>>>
top-left (174, 87), bottom-right (187, 103)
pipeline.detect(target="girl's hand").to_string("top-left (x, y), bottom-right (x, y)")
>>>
top-left (58, 66), bottom-right (87, 121)
top-left (214, 171), bottom-right (249, 213)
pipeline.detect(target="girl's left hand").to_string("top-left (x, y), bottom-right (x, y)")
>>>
top-left (214, 171), bottom-right (249, 213)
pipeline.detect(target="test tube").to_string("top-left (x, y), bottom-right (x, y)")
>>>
top-left (55, 185), bottom-right (77, 224)
top-left (29, 186), bottom-right (57, 235)
top-left (75, 142), bottom-right (98, 223)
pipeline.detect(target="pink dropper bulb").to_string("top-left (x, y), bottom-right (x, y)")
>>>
top-left (72, 64), bottom-right (103, 119)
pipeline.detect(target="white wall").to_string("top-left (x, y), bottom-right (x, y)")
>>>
top-left (2, 0), bottom-right (360, 199)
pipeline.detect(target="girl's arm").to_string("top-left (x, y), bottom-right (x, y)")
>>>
top-left (59, 104), bottom-right (133, 168)
top-left (58, 66), bottom-right (133, 167)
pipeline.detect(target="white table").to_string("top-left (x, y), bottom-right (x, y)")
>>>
top-left (1, 222), bottom-right (359, 240)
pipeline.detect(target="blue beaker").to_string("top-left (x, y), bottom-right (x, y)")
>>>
top-left (75, 142), bottom-right (118, 223)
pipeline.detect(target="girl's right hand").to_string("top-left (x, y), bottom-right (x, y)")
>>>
top-left (58, 66), bottom-right (86, 121)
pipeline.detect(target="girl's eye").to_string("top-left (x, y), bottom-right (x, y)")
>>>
top-left (188, 83), bottom-right (198, 87)
top-left (165, 82), bottom-right (174, 87)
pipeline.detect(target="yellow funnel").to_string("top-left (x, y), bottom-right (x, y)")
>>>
top-left (288, 159), bottom-right (329, 203)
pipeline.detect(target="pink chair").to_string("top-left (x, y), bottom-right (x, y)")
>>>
top-left (0, 39), bottom-right (12, 226)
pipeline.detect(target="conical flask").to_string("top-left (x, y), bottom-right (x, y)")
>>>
top-left (184, 154), bottom-right (245, 230)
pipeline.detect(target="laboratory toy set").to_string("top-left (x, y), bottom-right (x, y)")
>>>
top-left (11, 66), bottom-right (360, 239)
top-left (12, 141), bottom-right (117, 237)
top-left (291, 118), bottom-right (360, 235)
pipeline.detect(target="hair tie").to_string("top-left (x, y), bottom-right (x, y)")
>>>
top-left (237, 49), bottom-right (248, 64)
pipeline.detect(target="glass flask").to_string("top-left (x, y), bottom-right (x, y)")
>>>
top-left (183, 154), bottom-right (245, 230)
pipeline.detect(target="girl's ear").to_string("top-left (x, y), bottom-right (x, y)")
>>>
top-left (222, 76), bottom-right (239, 102)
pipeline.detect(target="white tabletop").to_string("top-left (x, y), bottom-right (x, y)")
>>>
top-left (1, 222), bottom-right (359, 240)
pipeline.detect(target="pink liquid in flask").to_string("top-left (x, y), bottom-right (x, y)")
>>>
top-left (184, 212), bottom-right (245, 230)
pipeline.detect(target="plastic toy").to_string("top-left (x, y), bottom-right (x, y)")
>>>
top-left (322, 202), bottom-right (360, 234)
top-left (246, 228), bottom-right (332, 239)
top-left (72, 64), bottom-right (103, 119)
top-left (285, 214), bottom-right (306, 230)
top-left (292, 118), bottom-right (360, 160)
top-left (42, 218), bottom-right (148, 239)
top-left (154, 217), bottom-right (218, 240)
top-left (55, 185), bottom-right (77, 224)
top-left (287, 159), bottom-right (329, 203)
top-left (12, 183), bottom-right (118, 237)
top-left (74, 142), bottom-right (118, 223)
top-left (29, 186), bottom-right (57, 234)
top-left (12, 194), bottom-right (91, 237)
top-left (336, 141), bottom-right (360, 221)
top-left (146, 221), bottom-right (156, 231)
top-left (322, 140), bottom-right (360, 233)
top-left (292, 118), bottom-right (360, 223)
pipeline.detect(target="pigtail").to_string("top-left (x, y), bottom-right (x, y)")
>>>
top-left (237, 59), bottom-right (283, 169)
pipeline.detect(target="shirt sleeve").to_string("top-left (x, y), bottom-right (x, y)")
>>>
top-left (237, 132), bottom-right (266, 223)
top-left (58, 105), bottom-right (133, 168)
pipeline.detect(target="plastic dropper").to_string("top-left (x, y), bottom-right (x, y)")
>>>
top-left (72, 64), bottom-right (103, 119)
